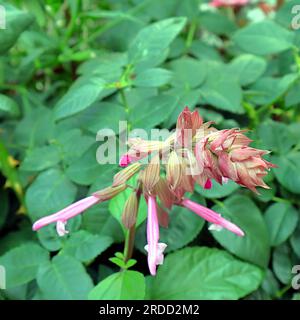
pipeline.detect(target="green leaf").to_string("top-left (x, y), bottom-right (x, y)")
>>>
top-left (0, 94), bottom-right (20, 116)
top-left (211, 195), bottom-right (270, 268)
top-left (109, 175), bottom-right (147, 229)
top-left (14, 107), bottom-right (55, 147)
top-left (264, 203), bottom-right (299, 246)
top-left (133, 68), bottom-right (173, 87)
top-left (61, 230), bottom-right (113, 262)
top-left (200, 62), bottom-right (243, 113)
top-left (66, 145), bottom-right (117, 186)
top-left (199, 11), bottom-right (237, 36)
top-left (75, 102), bottom-right (126, 135)
top-left (25, 168), bottom-right (77, 220)
top-left (81, 202), bottom-right (124, 243)
top-left (273, 152), bottom-right (300, 194)
top-left (233, 20), bottom-right (294, 55)
top-left (285, 78), bottom-right (300, 107)
top-left (168, 57), bottom-right (206, 89)
top-left (129, 94), bottom-right (178, 128)
top-left (147, 247), bottom-right (263, 299)
top-left (227, 54), bottom-right (267, 86)
top-left (290, 224), bottom-right (300, 258)
top-left (0, 243), bottom-right (49, 288)
top-left (20, 145), bottom-right (61, 171)
top-left (248, 74), bottom-right (298, 105)
top-left (258, 120), bottom-right (296, 154)
top-left (36, 218), bottom-right (81, 252)
top-left (55, 129), bottom-right (94, 165)
top-left (275, 0), bottom-right (300, 28)
top-left (37, 255), bottom-right (94, 300)
top-left (88, 270), bottom-right (145, 300)
top-left (54, 76), bottom-right (106, 120)
top-left (0, 5), bottom-right (34, 54)
top-left (163, 89), bottom-right (201, 127)
top-left (195, 179), bottom-right (239, 199)
top-left (272, 244), bottom-right (294, 284)
top-left (128, 17), bottom-right (187, 69)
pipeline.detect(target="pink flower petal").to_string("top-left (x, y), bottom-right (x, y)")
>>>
top-left (181, 198), bottom-right (245, 237)
top-left (32, 196), bottom-right (100, 231)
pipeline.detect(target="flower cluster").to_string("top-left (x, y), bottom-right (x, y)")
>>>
top-left (32, 107), bottom-right (275, 276)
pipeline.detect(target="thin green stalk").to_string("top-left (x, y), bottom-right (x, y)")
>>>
top-left (123, 226), bottom-right (136, 263)
top-left (186, 20), bottom-right (197, 49)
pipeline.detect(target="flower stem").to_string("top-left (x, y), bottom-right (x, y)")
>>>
top-left (185, 20), bottom-right (197, 49)
top-left (123, 226), bottom-right (136, 263)
top-left (123, 183), bottom-right (142, 263)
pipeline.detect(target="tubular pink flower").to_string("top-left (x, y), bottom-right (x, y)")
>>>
top-left (181, 198), bottom-right (245, 237)
top-left (32, 196), bottom-right (100, 235)
top-left (210, 0), bottom-right (248, 7)
top-left (146, 196), bottom-right (160, 276)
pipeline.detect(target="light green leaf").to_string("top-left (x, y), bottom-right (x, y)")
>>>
top-left (147, 247), bottom-right (263, 299)
top-left (264, 203), bottom-right (299, 246)
top-left (211, 195), bottom-right (270, 268)
top-left (128, 17), bottom-right (187, 69)
top-left (0, 5), bottom-right (34, 54)
top-left (168, 57), bottom-right (206, 89)
top-left (272, 244), bottom-right (294, 284)
top-left (88, 270), bottom-right (145, 300)
top-left (37, 255), bottom-right (94, 300)
top-left (200, 62), bottom-right (243, 113)
top-left (82, 202), bottom-right (124, 243)
top-left (233, 20), bottom-right (294, 55)
top-left (54, 76), bottom-right (106, 120)
top-left (273, 152), bottom-right (300, 194)
top-left (290, 224), bottom-right (300, 258)
top-left (0, 94), bottom-right (20, 116)
top-left (66, 145), bottom-right (117, 186)
top-left (257, 120), bottom-right (296, 154)
top-left (248, 74), bottom-right (298, 105)
top-left (20, 145), bottom-right (61, 171)
top-left (109, 176), bottom-right (147, 228)
top-left (129, 94), bottom-right (179, 128)
top-left (61, 230), bottom-right (113, 262)
top-left (133, 68), bottom-right (173, 87)
top-left (0, 243), bottom-right (49, 288)
top-left (25, 168), bottom-right (77, 220)
top-left (227, 54), bottom-right (267, 86)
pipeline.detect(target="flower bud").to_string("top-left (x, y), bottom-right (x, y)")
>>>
top-left (113, 162), bottom-right (141, 187)
top-left (121, 191), bottom-right (138, 229)
top-left (142, 155), bottom-right (160, 193)
top-left (154, 178), bottom-right (174, 209)
top-left (166, 151), bottom-right (183, 189)
top-left (93, 184), bottom-right (127, 200)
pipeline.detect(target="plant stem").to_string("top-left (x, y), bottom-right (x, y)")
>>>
top-left (123, 226), bottom-right (136, 263)
top-left (123, 183), bottom-right (142, 263)
top-left (186, 20), bottom-right (197, 49)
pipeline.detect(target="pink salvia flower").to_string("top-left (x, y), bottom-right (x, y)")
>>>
top-left (181, 198), bottom-right (245, 237)
top-left (32, 196), bottom-right (100, 236)
top-left (210, 0), bottom-right (248, 7)
top-left (145, 195), bottom-right (167, 275)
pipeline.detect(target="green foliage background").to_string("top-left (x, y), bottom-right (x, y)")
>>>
top-left (0, 0), bottom-right (300, 300)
